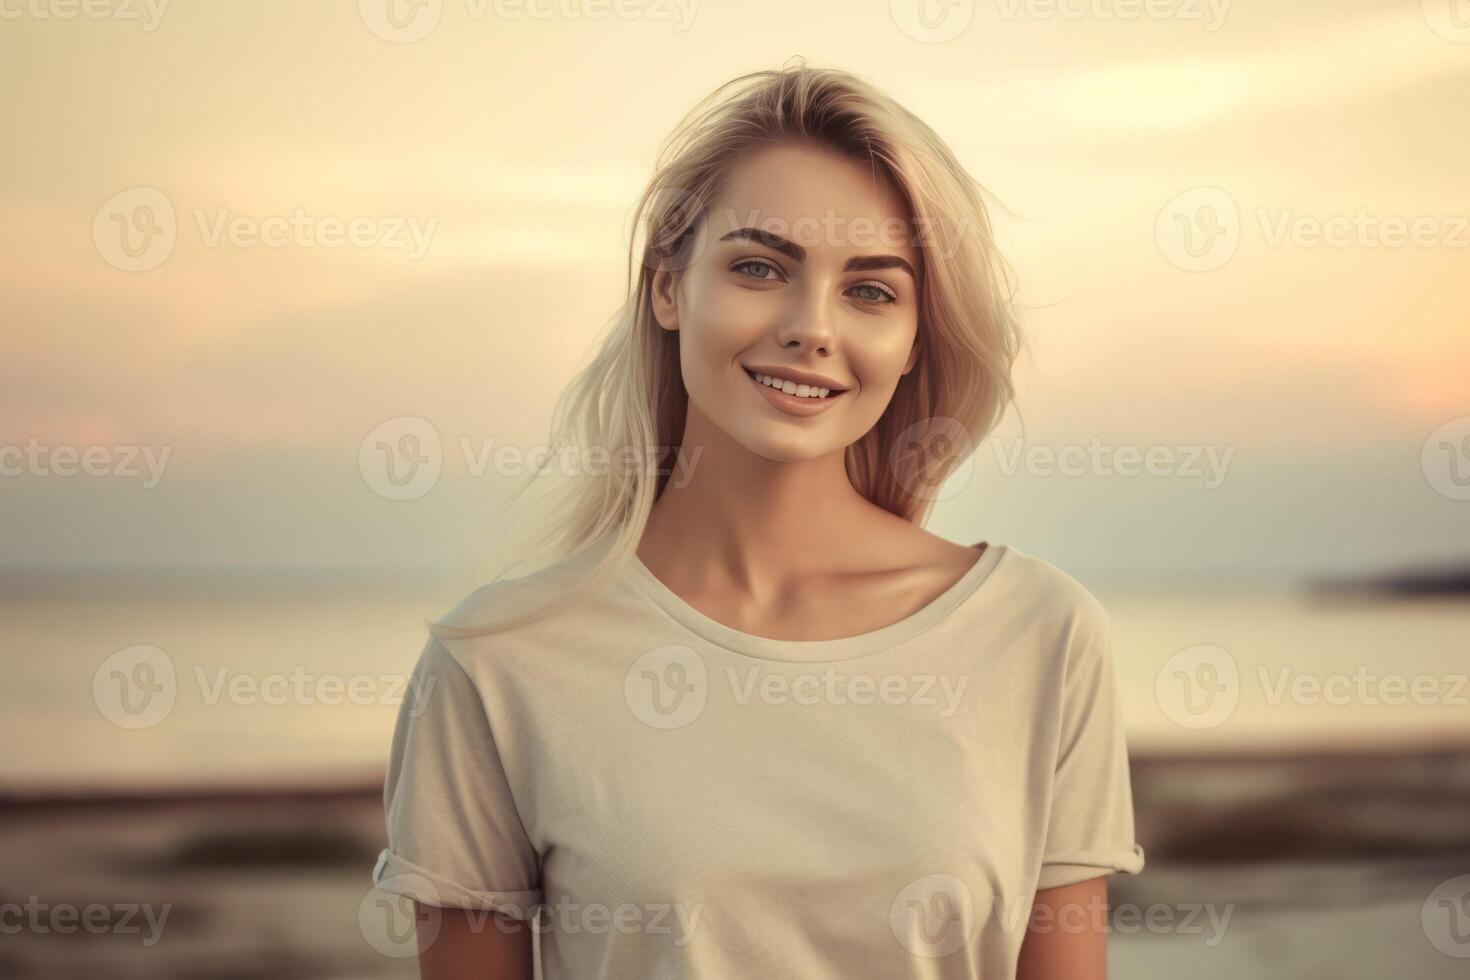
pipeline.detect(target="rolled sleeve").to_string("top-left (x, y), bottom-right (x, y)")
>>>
top-left (373, 635), bottom-right (543, 919)
top-left (1037, 598), bottom-right (1146, 891)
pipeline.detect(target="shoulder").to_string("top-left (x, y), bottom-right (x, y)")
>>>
top-left (410, 580), bottom-right (557, 698)
top-left (991, 544), bottom-right (1111, 649)
top-left (434, 582), bottom-right (510, 631)
top-left (427, 545), bottom-right (632, 661)
top-left (432, 548), bottom-right (603, 631)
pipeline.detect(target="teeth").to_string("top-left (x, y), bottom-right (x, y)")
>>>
top-left (749, 370), bottom-right (834, 398)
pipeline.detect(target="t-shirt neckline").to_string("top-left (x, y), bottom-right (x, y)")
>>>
top-left (623, 541), bottom-right (1008, 663)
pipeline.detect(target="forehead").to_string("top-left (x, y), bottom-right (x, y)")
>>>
top-left (704, 144), bottom-right (919, 261)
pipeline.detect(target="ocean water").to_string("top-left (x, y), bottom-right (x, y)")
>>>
top-left (3, 578), bottom-right (466, 791)
top-left (1101, 585), bottom-right (1470, 755)
top-left (3, 576), bottom-right (1468, 789)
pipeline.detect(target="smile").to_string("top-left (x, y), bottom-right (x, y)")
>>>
top-left (742, 367), bottom-right (849, 418)
top-left (743, 367), bottom-right (843, 399)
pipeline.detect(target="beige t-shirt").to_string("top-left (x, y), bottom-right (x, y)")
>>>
top-left (373, 541), bottom-right (1145, 978)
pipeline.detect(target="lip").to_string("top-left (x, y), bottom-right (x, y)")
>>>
top-left (741, 364), bottom-right (850, 392)
top-left (743, 367), bottom-right (847, 418)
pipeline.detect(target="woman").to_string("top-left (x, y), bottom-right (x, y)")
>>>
top-left (373, 60), bottom-right (1145, 979)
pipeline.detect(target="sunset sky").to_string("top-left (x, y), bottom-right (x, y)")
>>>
top-left (3, 0), bottom-right (1467, 583)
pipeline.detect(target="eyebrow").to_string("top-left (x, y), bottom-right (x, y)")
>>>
top-left (718, 227), bottom-right (917, 282)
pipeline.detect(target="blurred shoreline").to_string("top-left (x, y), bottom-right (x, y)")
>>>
top-left (5, 740), bottom-right (1470, 978)
top-left (6, 738), bottom-right (1470, 859)
top-left (6, 735), bottom-right (1470, 806)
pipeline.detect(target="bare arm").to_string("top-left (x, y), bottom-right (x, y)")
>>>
top-left (1015, 876), bottom-right (1110, 980)
top-left (414, 903), bottom-right (535, 980)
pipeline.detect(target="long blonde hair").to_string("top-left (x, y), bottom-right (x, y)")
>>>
top-left (429, 59), bottom-right (1024, 639)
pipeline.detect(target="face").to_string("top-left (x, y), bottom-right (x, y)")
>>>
top-left (650, 144), bottom-right (922, 463)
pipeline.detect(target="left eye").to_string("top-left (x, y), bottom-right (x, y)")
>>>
top-left (850, 283), bottom-right (895, 304)
top-left (732, 259), bottom-right (781, 280)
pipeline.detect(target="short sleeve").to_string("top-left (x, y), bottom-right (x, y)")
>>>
top-left (1036, 599), bottom-right (1147, 890)
top-left (372, 635), bottom-right (543, 918)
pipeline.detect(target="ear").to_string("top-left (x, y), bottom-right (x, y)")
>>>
top-left (650, 263), bottom-right (681, 333)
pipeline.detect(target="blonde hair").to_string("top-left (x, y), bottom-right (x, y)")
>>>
top-left (430, 58), bottom-right (1024, 639)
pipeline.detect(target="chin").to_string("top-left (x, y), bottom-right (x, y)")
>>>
top-left (736, 431), bottom-right (843, 464)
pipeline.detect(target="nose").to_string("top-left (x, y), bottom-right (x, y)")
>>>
top-left (774, 281), bottom-right (837, 357)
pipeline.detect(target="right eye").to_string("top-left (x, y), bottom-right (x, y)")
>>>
top-left (731, 257), bottom-right (784, 281)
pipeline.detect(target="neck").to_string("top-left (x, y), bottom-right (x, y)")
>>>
top-left (638, 401), bottom-right (893, 595)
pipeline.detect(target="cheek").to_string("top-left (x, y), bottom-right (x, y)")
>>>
top-left (685, 276), bottom-right (777, 355)
top-left (850, 320), bottom-right (919, 386)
